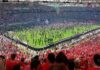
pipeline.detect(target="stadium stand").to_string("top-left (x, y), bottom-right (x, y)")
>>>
top-left (0, 1), bottom-right (100, 70)
top-left (0, 27), bottom-right (100, 70)
top-left (0, 2), bottom-right (100, 33)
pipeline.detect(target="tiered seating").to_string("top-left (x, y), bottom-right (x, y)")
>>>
top-left (0, 33), bottom-right (100, 70)
top-left (44, 34), bottom-right (100, 68)
top-left (0, 3), bottom-right (100, 25)
top-left (0, 35), bottom-right (31, 60)
top-left (67, 36), bottom-right (100, 60)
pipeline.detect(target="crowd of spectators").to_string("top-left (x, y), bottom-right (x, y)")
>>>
top-left (0, 2), bottom-right (100, 70)
top-left (1, 3), bottom-right (100, 26)
top-left (0, 29), bottom-right (100, 70)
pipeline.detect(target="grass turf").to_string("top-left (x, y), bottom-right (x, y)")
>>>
top-left (6, 24), bottom-right (100, 48)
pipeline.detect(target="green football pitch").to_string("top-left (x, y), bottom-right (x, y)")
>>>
top-left (6, 24), bottom-right (100, 48)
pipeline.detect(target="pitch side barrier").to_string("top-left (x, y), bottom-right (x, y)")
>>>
top-left (4, 27), bottom-right (100, 51)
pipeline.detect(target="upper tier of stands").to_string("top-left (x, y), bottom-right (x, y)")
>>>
top-left (0, 2), bottom-right (100, 32)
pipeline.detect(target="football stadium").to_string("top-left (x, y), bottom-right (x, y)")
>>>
top-left (0, 0), bottom-right (100, 70)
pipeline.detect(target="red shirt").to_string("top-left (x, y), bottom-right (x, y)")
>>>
top-left (6, 59), bottom-right (19, 70)
top-left (42, 62), bottom-right (50, 70)
top-left (87, 67), bottom-right (100, 70)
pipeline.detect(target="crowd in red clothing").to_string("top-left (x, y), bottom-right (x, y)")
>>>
top-left (0, 35), bottom-right (33, 60)
top-left (0, 33), bottom-right (100, 70)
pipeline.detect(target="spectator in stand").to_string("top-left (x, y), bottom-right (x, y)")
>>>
top-left (94, 54), bottom-right (100, 67)
top-left (68, 59), bottom-right (75, 70)
top-left (0, 55), bottom-right (6, 70)
top-left (33, 55), bottom-right (39, 60)
top-left (74, 58), bottom-right (81, 70)
top-left (22, 59), bottom-right (30, 70)
top-left (13, 63), bottom-right (20, 70)
top-left (49, 52), bottom-right (68, 70)
top-left (20, 57), bottom-right (25, 70)
top-left (6, 53), bottom-right (19, 70)
top-left (30, 55), bottom-right (41, 70)
top-left (87, 54), bottom-right (100, 70)
top-left (42, 53), bottom-right (55, 70)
